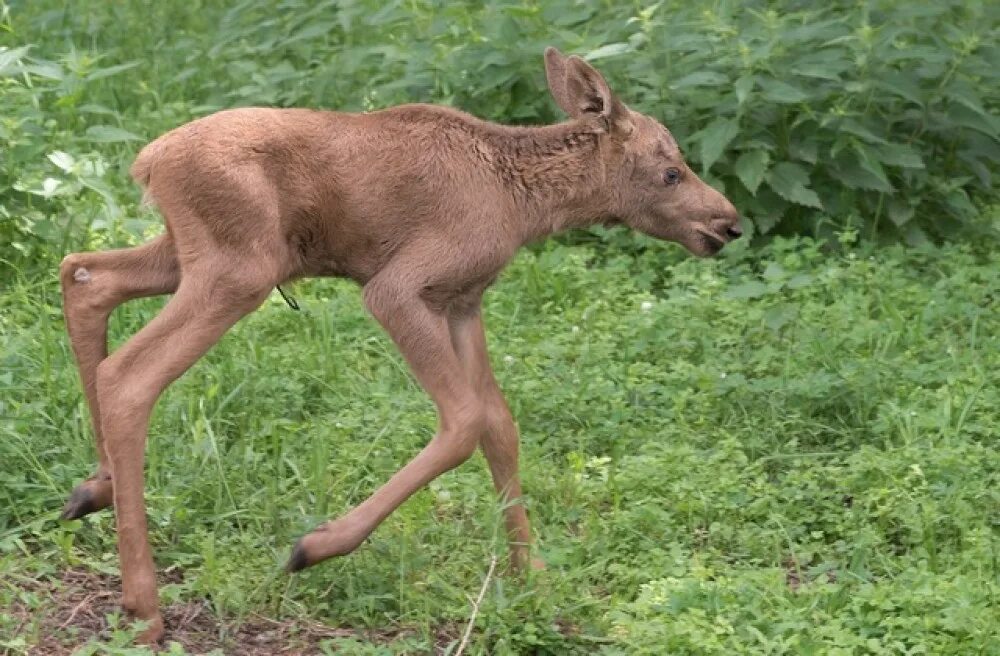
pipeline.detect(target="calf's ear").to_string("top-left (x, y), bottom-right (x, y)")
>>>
top-left (544, 46), bottom-right (628, 130)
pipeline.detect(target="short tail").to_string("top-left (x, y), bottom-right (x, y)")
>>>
top-left (130, 135), bottom-right (171, 205)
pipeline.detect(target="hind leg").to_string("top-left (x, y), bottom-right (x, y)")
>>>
top-left (97, 258), bottom-right (274, 643)
top-left (60, 235), bottom-right (179, 520)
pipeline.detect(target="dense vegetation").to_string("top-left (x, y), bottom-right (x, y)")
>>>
top-left (2, 0), bottom-right (999, 265)
top-left (1, 1), bottom-right (998, 654)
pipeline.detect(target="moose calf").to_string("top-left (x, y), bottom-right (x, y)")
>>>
top-left (59, 47), bottom-right (741, 642)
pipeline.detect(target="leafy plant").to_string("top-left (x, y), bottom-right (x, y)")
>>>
top-left (618, 1), bottom-right (1000, 244)
top-left (3, 0), bottom-right (998, 277)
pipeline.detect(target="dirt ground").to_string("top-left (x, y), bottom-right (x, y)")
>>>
top-left (6, 568), bottom-right (457, 654)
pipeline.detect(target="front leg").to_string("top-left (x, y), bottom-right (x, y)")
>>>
top-left (288, 272), bottom-right (490, 570)
top-left (448, 313), bottom-right (542, 572)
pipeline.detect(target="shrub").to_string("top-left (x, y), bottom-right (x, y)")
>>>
top-left (616, 2), bottom-right (1000, 244)
top-left (2, 0), bottom-right (998, 275)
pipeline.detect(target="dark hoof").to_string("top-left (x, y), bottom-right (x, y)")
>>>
top-left (135, 614), bottom-right (166, 645)
top-left (60, 486), bottom-right (103, 520)
top-left (286, 538), bottom-right (310, 572)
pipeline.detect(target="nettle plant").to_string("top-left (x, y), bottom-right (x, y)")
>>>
top-left (615, 2), bottom-right (999, 243)
top-left (5, 0), bottom-right (998, 266)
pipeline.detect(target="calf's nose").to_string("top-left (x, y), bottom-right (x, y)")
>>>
top-left (726, 224), bottom-right (743, 239)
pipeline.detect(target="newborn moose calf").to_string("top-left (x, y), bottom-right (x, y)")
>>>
top-left (59, 47), bottom-right (741, 642)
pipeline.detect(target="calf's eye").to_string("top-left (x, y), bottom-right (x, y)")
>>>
top-left (663, 168), bottom-right (682, 185)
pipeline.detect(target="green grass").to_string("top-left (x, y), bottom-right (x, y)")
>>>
top-left (2, 234), bottom-right (998, 653)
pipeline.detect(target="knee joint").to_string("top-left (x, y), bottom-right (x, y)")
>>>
top-left (60, 254), bottom-right (117, 313)
top-left (60, 253), bottom-right (89, 285)
top-left (443, 406), bottom-right (490, 462)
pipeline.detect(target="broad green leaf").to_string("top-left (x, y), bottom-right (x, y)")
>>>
top-left (23, 61), bottom-right (64, 80)
top-left (958, 151), bottom-right (992, 188)
top-left (41, 177), bottom-right (61, 197)
top-left (839, 119), bottom-right (887, 144)
top-left (789, 138), bottom-right (818, 164)
top-left (916, 61), bottom-right (947, 80)
top-left (790, 56), bottom-right (850, 81)
top-left (766, 162), bottom-right (823, 209)
top-left (545, 3), bottom-right (597, 26)
top-left (828, 155), bottom-right (894, 192)
top-left (762, 262), bottom-right (786, 281)
top-left (883, 44), bottom-right (950, 64)
top-left (887, 198), bottom-right (915, 226)
top-left (698, 118), bottom-right (739, 170)
top-left (753, 211), bottom-right (781, 235)
top-left (944, 84), bottom-right (989, 117)
top-left (892, 4), bottom-right (948, 19)
top-left (786, 274), bottom-right (813, 289)
top-left (283, 23), bottom-right (335, 46)
top-left (947, 105), bottom-right (999, 139)
top-left (745, 189), bottom-right (788, 234)
top-left (86, 61), bottom-right (142, 81)
top-left (78, 103), bottom-right (118, 117)
top-left (724, 280), bottom-right (769, 299)
top-left (875, 143), bottom-right (924, 169)
top-left (854, 145), bottom-right (893, 191)
top-left (585, 42), bottom-right (631, 61)
top-left (757, 78), bottom-right (809, 103)
top-left (764, 304), bottom-right (799, 331)
top-left (902, 224), bottom-right (930, 246)
top-left (734, 75), bottom-right (754, 105)
top-left (670, 71), bottom-right (728, 89)
top-left (85, 125), bottom-right (143, 143)
top-left (47, 151), bottom-right (75, 173)
top-left (781, 18), bottom-right (846, 43)
top-left (943, 188), bottom-right (976, 218)
top-left (0, 46), bottom-right (31, 76)
top-left (734, 150), bottom-right (770, 194)
top-left (790, 43), bottom-right (852, 64)
top-left (879, 73), bottom-right (925, 106)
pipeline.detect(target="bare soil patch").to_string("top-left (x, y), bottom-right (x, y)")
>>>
top-left (7, 568), bottom-right (456, 654)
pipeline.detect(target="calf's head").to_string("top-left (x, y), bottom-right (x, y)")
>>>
top-left (544, 47), bottom-right (742, 256)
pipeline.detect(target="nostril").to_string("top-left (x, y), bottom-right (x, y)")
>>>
top-left (726, 224), bottom-right (743, 239)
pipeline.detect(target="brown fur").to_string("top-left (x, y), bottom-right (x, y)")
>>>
top-left (59, 48), bottom-right (740, 643)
